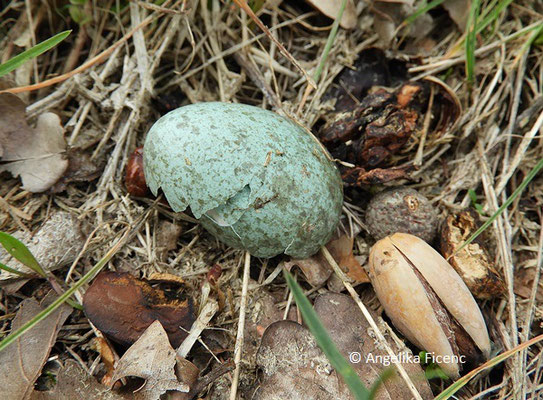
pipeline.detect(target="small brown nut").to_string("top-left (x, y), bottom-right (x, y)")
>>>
top-left (368, 233), bottom-right (490, 378)
top-left (440, 210), bottom-right (505, 299)
top-left (125, 146), bottom-right (149, 197)
top-left (366, 187), bottom-right (438, 242)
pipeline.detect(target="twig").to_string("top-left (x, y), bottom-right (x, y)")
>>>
top-left (414, 85), bottom-right (434, 166)
top-left (232, 0), bottom-right (314, 89)
top-left (229, 251), bottom-right (251, 400)
top-left (177, 299), bottom-right (219, 359)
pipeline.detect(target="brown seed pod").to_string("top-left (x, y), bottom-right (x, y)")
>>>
top-left (125, 146), bottom-right (149, 197)
top-left (365, 187), bottom-right (438, 242)
top-left (83, 271), bottom-right (195, 348)
top-left (440, 210), bottom-right (505, 299)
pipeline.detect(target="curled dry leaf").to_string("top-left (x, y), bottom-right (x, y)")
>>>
top-left (304, 0), bottom-right (357, 29)
top-left (255, 293), bottom-right (433, 399)
top-left (0, 292), bottom-right (72, 400)
top-left (83, 271), bottom-right (195, 348)
top-left (368, 233), bottom-right (490, 378)
top-left (110, 320), bottom-right (190, 399)
top-left (440, 210), bottom-right (505, 299)
top-left (0, 211), bottom-right (84, 282)
top-left (170, 357), bottom-right (200, 400)
top-left (244, 288), bottom-right (298, 368)
top-left (0, 93), bottom-right (68, 192)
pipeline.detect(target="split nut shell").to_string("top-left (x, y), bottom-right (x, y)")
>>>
top-left (368, 233), bottom-right (490, 378)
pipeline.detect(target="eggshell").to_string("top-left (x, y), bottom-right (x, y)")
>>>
top-left (143, 102), bottom-right (343, 258)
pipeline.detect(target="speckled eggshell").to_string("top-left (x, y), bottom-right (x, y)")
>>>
top-left (143, 102), bottom-right (343, 258)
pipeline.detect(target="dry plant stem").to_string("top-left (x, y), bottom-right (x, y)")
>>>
top-left (232, 50), bottom-right (282, 109)
top-left (321, 246), bottom-right (424, 400)
top-left (476, 140), bottom-right (520, 391)
top-left (497, 49), bottom-right (528, 195)
top-left (1, 13), bottom-right (156, 94)
top-left (409, 22), bottom-right (541, 79)
top-left (232, 0), bottom-right (314, 89)
top-left (177, 298), bottom-right (219, 359)
top-left (414, 85), bottom-right (434, 166)
top-left (496, 110), bottom-right (543, 196)
top-left (229, 251), bottom-right (251, 400)
top-left (521, 212), bottom-right (543, 399)
top-left (62, 26), bottom-right (88, 74)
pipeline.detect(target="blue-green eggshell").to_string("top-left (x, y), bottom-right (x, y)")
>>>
top-left (143, 102), bottom-right (343, 258)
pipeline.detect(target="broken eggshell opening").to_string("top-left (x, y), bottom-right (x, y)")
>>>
top-left (143, 102), bottom-right (343, 258)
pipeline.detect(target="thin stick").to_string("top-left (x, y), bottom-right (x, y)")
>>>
top-left (414, 85), bottom-right (434, 166)
top-left (177, 299), bottom-right (219, 359)
top-left (232, 0), bottom-right (314, 89)
top-left (229, 251), bottom-right (251, 400)
top-left (321, 246), bottom-right (424, 400)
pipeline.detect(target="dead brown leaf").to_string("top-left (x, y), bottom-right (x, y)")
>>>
top-left (169, 357), bottom-right (200, 400)
top-left (304, 0), bottom-right (357, 29)
top-left (0, 93), bottom-right (68, 192)
top-left (50, 149), bottom-right (102, 193)
top-left (442, 0), bottom-right (470, 31)
top-left (255, 293), bottom-right (433, 400)
top-left (110, 320), bottom-right (189, 399)
top-left (83, 271), bottom-right (195, 348)
top-left (326, 234), bottom-right (369, 284)
top-left (314, 293), bottom-right (433, 399)
top-left (255, 320), bottom-right (342, 399)
top-left (0, 292), bottom-right (72, 400)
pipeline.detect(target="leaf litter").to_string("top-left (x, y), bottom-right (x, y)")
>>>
top-left (0, 292), bottom-right (71, 400)
top-left (0, 93), bottom-right (68, 193)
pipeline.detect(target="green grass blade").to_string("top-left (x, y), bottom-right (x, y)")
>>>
top-left (0, 229), bottom-right (128, 353)
top-left (284, 269), bottom-right (371, 400)
top-left (0, 232), bottom-right (46, 277)
top-left (313, 0), bottom-right (348, 83)
top-left (403, 0), bottom-right (446, 26)
top-left (465, 0), bottom-right (481, 83)
top-left (0, 30), bottom-right (71, 78)
top-left (455, 158), bottom-right (543, 255)
top-left (0, 262), bottom-right (32, 277)
top-left (476, 0), bottom-right (514, 35)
